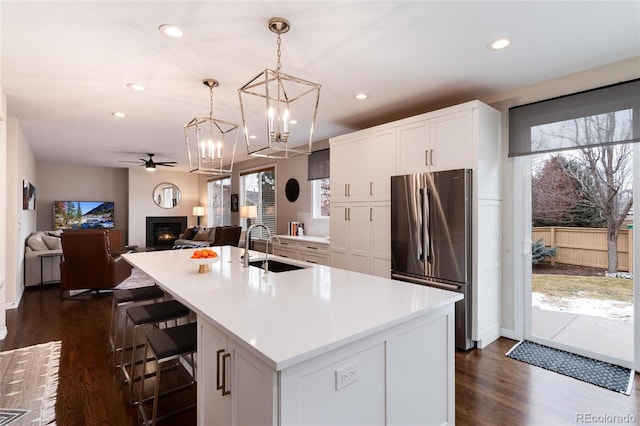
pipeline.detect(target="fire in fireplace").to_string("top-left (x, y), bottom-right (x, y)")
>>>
top-left (146, 216), bottom-right (187, 249)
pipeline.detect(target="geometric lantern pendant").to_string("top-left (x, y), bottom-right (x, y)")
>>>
top-left (238, 17), bottom-right (321, 159)
top-left (185, 79), bottom-right (239, 174)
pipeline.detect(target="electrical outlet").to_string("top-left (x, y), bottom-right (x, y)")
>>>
top-left (335, 362), bottom-right (358, 390)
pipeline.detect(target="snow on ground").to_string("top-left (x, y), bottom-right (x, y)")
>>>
top-left (532, 292), bottom-right (634, 322)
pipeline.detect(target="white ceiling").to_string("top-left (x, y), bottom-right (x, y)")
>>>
top-left (2, 1), bottom-right (639, 172)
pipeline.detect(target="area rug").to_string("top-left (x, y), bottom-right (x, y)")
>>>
top-left (0, 341), bottom-right (61, 425)
top-left (506, 340), bottom-right (634, 395)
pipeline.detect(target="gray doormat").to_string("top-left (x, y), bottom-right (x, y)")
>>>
top-left (506, 340), bottom-right (633, 395)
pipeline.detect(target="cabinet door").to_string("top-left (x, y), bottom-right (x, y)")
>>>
top-left (198, 319), bottom-right (231, 426)
top-left (430, 110), bottom-right (472, 171)
top-left (370, 202), bottom-right (391, 278)
top-left (347, 204), bottom-right (371, 274)
top-left (228, 340), bottom-right (277, 426)
top-left (330, 138), bottom-right (368, 201)
top-left (330, 204), bottom-right (350, 270)
top-left (397, 120), bottom-right (430, 175)
top-left (369, 129), bottom-right (396, 200)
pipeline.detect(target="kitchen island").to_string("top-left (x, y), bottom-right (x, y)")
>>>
top-left (122, 245), bottom-right (461, 425)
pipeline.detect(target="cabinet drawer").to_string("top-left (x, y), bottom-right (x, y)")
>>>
top-left (300, 242), bottom-right (328, 253)
top-left (299, 252), bottom-right (330, 266)
top-left (273, 246), bottom-right (298, 259)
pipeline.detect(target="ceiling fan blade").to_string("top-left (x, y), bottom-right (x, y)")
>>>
top-left (118, 160), bottom-right (143, 164)
top-left (156, 161), bottom-right (177, 165)
top-left (159, 164), bottom-right (176, 167)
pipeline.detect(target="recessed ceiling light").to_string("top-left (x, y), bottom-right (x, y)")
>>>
top-left (159, 24), bottom-right (183, 38)
top-left (289, 120), bottom-right (298, 125)
top-left (488, 37), bottom-right (511, 50)
top-left (127, 83), bottom-right (145, 91)
top-left (111, 112), bottom-right (127, 118)
top-left (354, 93), bottom-right (369, 100)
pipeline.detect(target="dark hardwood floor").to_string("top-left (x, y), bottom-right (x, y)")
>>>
top-left (2, 284), bottom-right (638, 425)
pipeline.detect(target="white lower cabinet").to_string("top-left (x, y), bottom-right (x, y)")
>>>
top-left (198, 304), bottom-right (455, 426)
top-left (271, 238), bottom-right (330, 266)
top-left (330, 202), bottom-right (390, 277)
top-left (198, 318), bottom-right (277, 426)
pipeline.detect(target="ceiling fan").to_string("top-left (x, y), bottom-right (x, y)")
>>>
top-left (119, 153), bottom-right (177, 171)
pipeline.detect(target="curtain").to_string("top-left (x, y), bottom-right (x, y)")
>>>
top-left (308, 148), bottom-right (330, 180)
top-left (509, 79), bottom-right (640, 157)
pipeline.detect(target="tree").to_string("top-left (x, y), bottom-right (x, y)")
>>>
top-left (533, 111), bottom-right (633, 272)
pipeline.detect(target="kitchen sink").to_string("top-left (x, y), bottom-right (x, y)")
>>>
top-left (248, 259), bottom-right (307, 273)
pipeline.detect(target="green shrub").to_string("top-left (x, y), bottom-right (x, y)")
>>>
top-left (532, 239), bottom-right (557, 264)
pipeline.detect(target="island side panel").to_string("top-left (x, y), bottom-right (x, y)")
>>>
top-left (279, 303), bottom-right (456, 425)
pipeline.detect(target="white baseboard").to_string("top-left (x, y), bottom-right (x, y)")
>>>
top-left (500, 328), bottom-right (518, 340)
top-left (476, 325), bottom-right (502, 349)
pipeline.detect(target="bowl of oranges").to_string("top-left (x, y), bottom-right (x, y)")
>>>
top-left (189, 248), bottom-right (219, 273)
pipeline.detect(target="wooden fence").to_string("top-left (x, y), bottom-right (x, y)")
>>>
top-left (532, 226), bottom-right (634, 272)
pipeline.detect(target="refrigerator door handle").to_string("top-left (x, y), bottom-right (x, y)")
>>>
top-left (419, 188), bottom-right (432, 262)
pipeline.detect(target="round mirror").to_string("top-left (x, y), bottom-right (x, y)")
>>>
top-left (285, 178), bottom-right (300, 202)
top-left (153, 182), bottom-right (181, 209)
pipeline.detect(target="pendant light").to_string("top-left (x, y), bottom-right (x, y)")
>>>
top-left (184, 79), bottom-right (238, 174)
top-left (238, 17), bottom-right (321, 159)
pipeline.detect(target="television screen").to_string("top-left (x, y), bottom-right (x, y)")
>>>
top-left (54, 201), bottom-right (115, 230)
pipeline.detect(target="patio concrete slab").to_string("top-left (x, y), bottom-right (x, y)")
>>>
top-left (552, 313), bottom-right (634, 361)
top-left (533, 308), bottom-right (634, 362)
top-left (531, 308), bottom-right (578, 339)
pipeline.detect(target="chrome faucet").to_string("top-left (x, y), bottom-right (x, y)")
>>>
top-left (263, 235), bottom-right (282, 273)
top-left (243, 223), bottom-right (272, 267)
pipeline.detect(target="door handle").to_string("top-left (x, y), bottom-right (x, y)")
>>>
top-left (216, 349), bottom-right (224, 392)
top-left (221, 352), bottom-right (231, 396)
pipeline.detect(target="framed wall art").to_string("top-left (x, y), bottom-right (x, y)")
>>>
top-left (23, 180), bottom-right (36, 210)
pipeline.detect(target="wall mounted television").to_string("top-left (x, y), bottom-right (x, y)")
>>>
top-left (54, 201), bottom-right (115, 230)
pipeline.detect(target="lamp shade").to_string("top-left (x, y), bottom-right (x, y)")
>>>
top-left (239, 205), bottom-right (258, 219)
top-left (192, 206), bottom-right (205, 217)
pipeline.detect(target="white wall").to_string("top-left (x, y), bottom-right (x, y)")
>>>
top-left (5, 118), bottom-right (36, 308)
top-left (485, 57), bottom-right (640, 339)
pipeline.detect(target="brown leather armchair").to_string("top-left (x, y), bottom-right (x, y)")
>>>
top-left (60, 229), bottom-right (132, 298)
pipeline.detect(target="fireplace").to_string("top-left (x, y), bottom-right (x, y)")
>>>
top-left (146, 216), bottom-right (187, 250)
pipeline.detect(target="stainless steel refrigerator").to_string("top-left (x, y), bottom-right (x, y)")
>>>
top-left (391, 169), bottom-right (474, 350)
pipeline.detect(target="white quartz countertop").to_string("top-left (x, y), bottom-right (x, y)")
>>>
top-left (274, 235), bottom-right (330, 245)
top-left (122, 246), bottom-right (461, 370)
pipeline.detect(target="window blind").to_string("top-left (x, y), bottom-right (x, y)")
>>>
top-left (509, 79), bottom-right (640, 157)
top-left (308, 148), bottom-right (330, 180)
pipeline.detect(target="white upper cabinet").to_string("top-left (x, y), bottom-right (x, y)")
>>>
top-left (331, 128), bottom-right (396, 202)
top-left (397, 108), bottom-right (473, 174)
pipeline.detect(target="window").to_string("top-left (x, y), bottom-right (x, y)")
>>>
top-left (240, 167), bottom-right (276, 238)
top-left (312, 178), bottom-right (330, 218)
top-left (207, 177), bottom-right (231, 227)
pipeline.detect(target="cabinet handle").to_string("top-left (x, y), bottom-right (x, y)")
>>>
top-left (221, 352), bottom-right (231, 396)
top-left (347, 208), bottom-right (351, 221)
top-left (425, 150), bottom-right (429, 166)
top-left (348, 184), bottom-right (351, 197)
top-left (344, 183), bottom-right (348, 197)
top-left (216, 349), bottom-right (224, 392)
top-left (344, 208), bottom-right (348, 221)
top-left (370, 182), bottom-right (373, 196)
top-left (305, 246), bottom-right (318, 250)
top-left (370, 207), bottom-right (373, 222)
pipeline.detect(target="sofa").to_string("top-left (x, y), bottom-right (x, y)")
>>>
top-left (173, 226), bottom-right (242, 248)
top-left (24, 231), bottom-right (63, 287)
